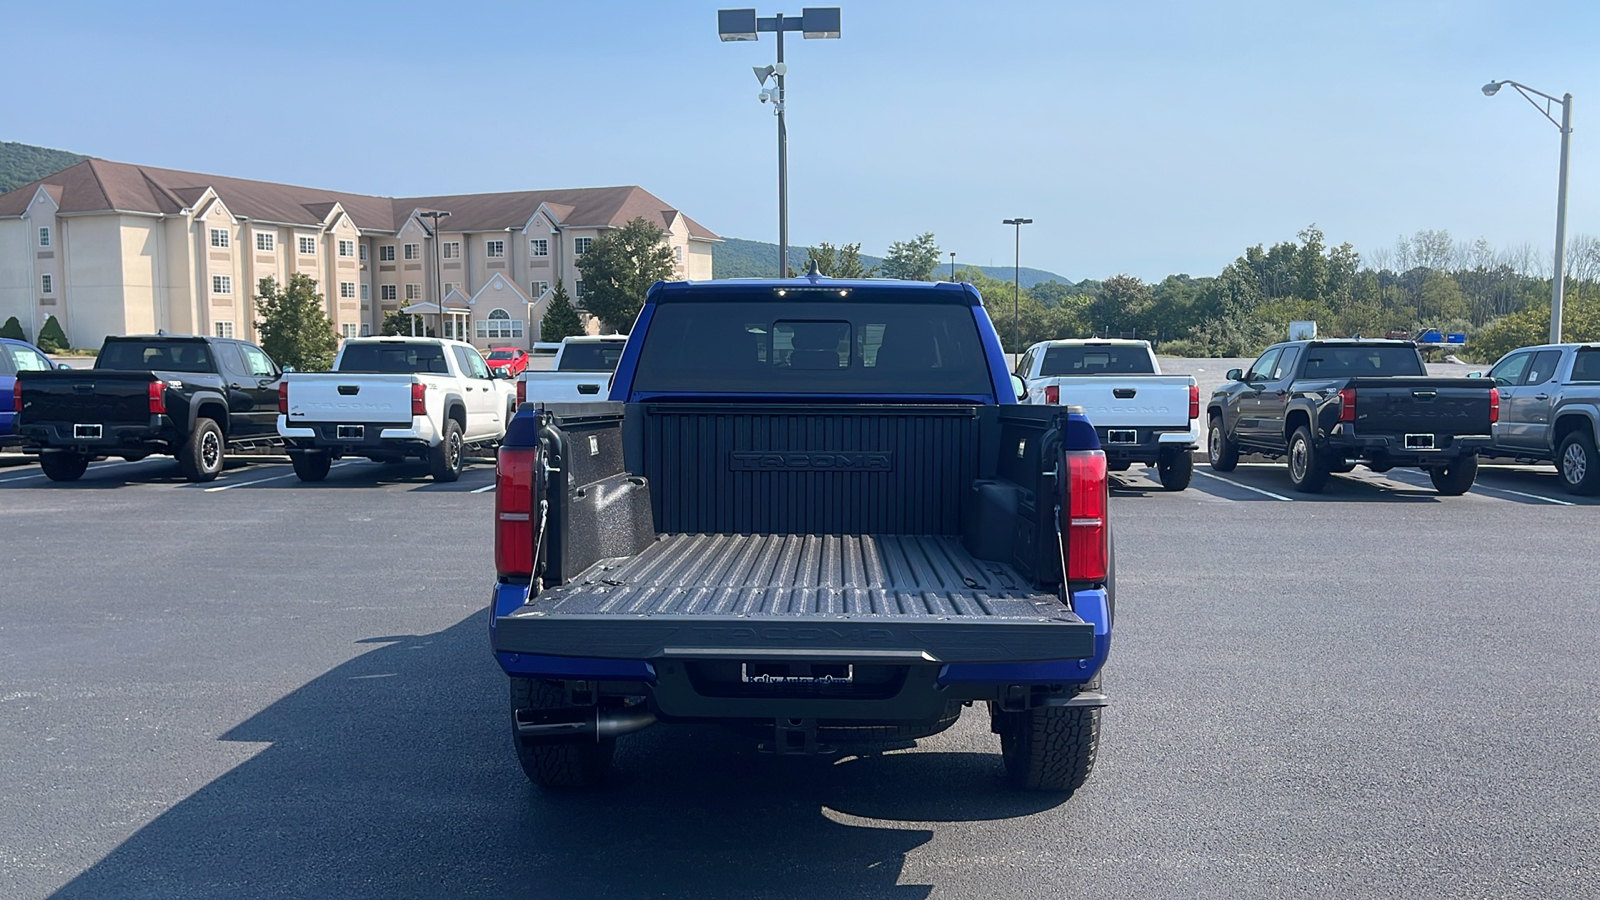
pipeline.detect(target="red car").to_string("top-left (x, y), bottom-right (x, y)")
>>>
top-left (485, 347), bottom-right (529, 377)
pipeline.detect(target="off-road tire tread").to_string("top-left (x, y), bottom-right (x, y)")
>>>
top-left (1208, 415), bottom-right (1240, 472)
top-left (178, 417), bottom-right (224, 483)
top-left (1157, 447), bottom-right (1193, 491)
top-left (291, 451), bottom-right (332, 482)
top-left (998, 701), bottom-right (1100, 794)
top-left (429, 418), bottom-right (464, 483)
top-left (509, 677), bottom-right (615, 788)
top-left (1429, 455), bottom-right (1479, 496)
top-left (1288, 426), bottom-right (1329, 493)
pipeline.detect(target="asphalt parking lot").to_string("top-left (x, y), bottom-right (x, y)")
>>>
top-left (3, 454), bottom-right (1598, 899)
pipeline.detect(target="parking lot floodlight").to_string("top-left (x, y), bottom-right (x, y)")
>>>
top-left (719, 8), bottom-right (759, 40)
top-left (1482, 81), bottom-right (1503, 96)
top-left (801, 7), bottom-right (841, 38)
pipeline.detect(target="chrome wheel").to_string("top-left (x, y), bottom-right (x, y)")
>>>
top-left (1563, 442), bottom-right (1588, 486)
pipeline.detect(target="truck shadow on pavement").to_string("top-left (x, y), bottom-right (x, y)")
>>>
top-left (49, 614), bottom-right (1065, 900)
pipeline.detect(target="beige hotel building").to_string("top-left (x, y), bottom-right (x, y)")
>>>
top-left (0, 159), bottom-right (719, 351)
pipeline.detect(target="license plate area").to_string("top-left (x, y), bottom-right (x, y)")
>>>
top-left (336, 425), bottom-right (365, 440)
top-left (1106, 429), bottom-right (1137, 444)
top-left (1404, 433), bottom-right (1436, 450)
top-left (74, 424), bottom-right (103, 440)
top-left (742, 662), bottom-right (854, 685)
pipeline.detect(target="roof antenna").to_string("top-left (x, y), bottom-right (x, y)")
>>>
top-left (805, 259), bottom-right (823, 283)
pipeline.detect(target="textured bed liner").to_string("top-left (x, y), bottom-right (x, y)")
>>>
top-left (494, 534), bottom-right (1094, 664)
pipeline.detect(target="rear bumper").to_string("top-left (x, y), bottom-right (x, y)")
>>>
top-left (1096, 422), bottom-right (1198, 464)
top-left (279, 415), bottom-right (439, 452)
top-left (1328, 428), bottom-right (1491, 464)
top-left (20, 417), bottom-right (176, 453)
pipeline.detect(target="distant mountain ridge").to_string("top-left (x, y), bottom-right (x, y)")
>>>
top-left (714, 237), bottom-right (1071, 288)
top-left (0, 141), bottom-right (87, 194)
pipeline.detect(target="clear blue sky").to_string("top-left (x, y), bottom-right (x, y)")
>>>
top-left (5, 1), bottom-right (1596, 283)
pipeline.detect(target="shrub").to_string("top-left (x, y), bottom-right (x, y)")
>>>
top-left (1155, 338), bottom-right (1207, 358)
top-left (36, 315), bottom-right (69, 353)
top-left (0, 316), bottom-right (25, 341)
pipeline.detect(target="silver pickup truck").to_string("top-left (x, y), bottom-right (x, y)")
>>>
top-left (1479, 342), bottom-right (1600, 494)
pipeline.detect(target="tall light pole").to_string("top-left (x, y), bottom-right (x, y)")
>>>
top-left (719, 8), bottom-right (841, 278)
top-left (1483, 79), bottom-right (1573, 344)
top-left (1002, 218), bottom-right (1032, 357)
top-left (949, 251), bottom-right (956, 281)
top-left (418, 210), bottom-right (451, 338)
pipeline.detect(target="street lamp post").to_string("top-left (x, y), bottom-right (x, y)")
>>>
top-left (1002, 218), bottom-right (1032, 358)
top-left (418, 210), bottom-right (451, 338)
top-left (1483, 79), bottom-right (1573, 344)
top-left (719, 8), bottom-right (841, 278)
top-left (949, 251), bottom-right (956, 281)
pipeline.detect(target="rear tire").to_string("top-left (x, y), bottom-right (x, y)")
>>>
top-left (39, 451), bottom-right (89, 482)
top-left (178, 417), bottom-right (225, 483)
top-left (1557, 431), bottom-right (1600, 495)
top-left (429, 418), bottom-right (464, 482)
top-left (1207, 414), bottom-right (1239, 472)
top-left (1156, 447), bottom-right (1193, 491)
top-left (509, 678), bottom-right (615, 788)
top-left (994, 683), bottom-right (1101, 794)
top-left (290, 451), bottom-right (332, 482)
top-left (1428, 455), bottom-right (1479, 496)
top-left (1287, 425), bottom-right (1329, 493)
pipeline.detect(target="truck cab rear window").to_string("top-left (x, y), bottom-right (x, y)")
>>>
top-left (97, 341), bottom-right (214, 373)
top-left (631, 302), bottom-right (992, 395)
top-left (1300, 345), bottom-right (1424, 378)
top-left (337, 343), bottom-right (450, 374)
top-left (557, 344), bottom-right (625, 372)
top-left (1039, 345), bottom-right (1154, 376)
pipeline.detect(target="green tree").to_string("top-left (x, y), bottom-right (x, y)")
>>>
top-left (256, 274), bottom-right (338, 371)
top-left (574, 217), bottom-right (675, 333)
top-left (539, 280), bottom-right (585, 342)
top-left (0, 316), bottom-right (25, 341)
top-left (36, 315), bottom-right (69, 353)
top-left (880, 232), bottom-right (940, 281)
top-left (806, 241), bottom-right (876, 278)
top-left (1087, 274), bottom-right (1155, 337)
top-left (380, 309), bottom-right (433, 337)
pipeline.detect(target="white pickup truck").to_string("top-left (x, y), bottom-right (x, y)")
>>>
top-left (515, 335), bottom-right (628, 405)
top-left (277, 337), bottom-right (518, 482)
top-left (1017, 339), bottom-right (1200, 490)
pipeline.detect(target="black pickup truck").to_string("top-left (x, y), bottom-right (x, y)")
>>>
top-left (1207, 339), bottom-right (1497, 494)
top-left (17, 335), bottom-right (283, 482)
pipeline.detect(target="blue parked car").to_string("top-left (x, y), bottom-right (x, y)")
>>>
top-left (1, 337), bottom-right (61, 448)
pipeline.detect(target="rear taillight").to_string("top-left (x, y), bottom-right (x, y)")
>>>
top-left (1063, 450), bottom-right (1109, 582)
top-left (1044, 384), bottom-right (1060, 405)
top-left (277, 382), bottom-right (289, 415)
top-left (496, 446), bottom-right (538, 578)
top-left (1188, 383), bottom-right (1199, 420)
top-left (1338, 387), bottom-right (1356, 423)
top-left (516, 378), bottom-right (525, 406)
top-left (10, 379), bottom-right (19, 413)
top-left (1489, 386), bottom-right (1499, 424)
top-left (411, 382), bottom-right (427, 417)
top-left (148, 381), bottom-right (166, 415)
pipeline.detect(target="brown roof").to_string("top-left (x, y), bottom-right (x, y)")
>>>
top-left (0, 158), bottom-right (720, 240)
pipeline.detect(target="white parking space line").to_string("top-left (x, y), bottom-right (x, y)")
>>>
top-left (1194, 469), bottom-right (1295, 501)
top-left (0, 457), bottom-right (162, 483)
top-left (469, 483), bottom-right (496, 493)
top-left (1472, 484), bottom-right (1575, 506)
top-left (202, 462), bottom-right (354, 492)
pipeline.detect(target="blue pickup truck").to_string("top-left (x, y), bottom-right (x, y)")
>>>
top-left (488, 276), bottom-right (1115, 794)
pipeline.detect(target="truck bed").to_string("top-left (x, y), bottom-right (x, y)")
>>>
top-left (495, 533), bottom-right (1094, 663)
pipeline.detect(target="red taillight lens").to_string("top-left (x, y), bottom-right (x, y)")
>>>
top-left (1044, 384), bottom-right (1059, 405)
top-left (495, 446), bottom-right (538, 578)
top-left (516, 378), bottom-right (525, 406)
top-left (410, 382), bottom-right (427, 417)
top-left (10, 379), bottom-right (19, 413)
top-left (1064, 450), bottom-right (1109, 582)
top-left (148, 381), bottom-right (166, 415)
top-left (1338, 387), bottom-right (1356, 423)
top-left (1488, 386), bottom-right (1499, 424)
top-left (277, 382), bottom-right (289, 415)
top-left (1188, 383), bottom-right (1199, 420)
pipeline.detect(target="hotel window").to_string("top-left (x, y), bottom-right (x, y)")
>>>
top-left (360, 323), bottom-right (371, 337)
top-left (359, 243), bottom-right (368, 261)
top-left (483, 308), bottom-right (524, 339)
top-left (379, 245), bottom-right (395, 261)
top-left (38, 226), bottom-right (51, 247)
top-left (298, 236), bottom-right (316, 255)
top-left (531, 280), bottom-right (549, 297)
top-left (404, 243), bottom-right (420, 260)
top-left (338, 239), bottom-right (355, 258)
top-left (405, 283), bottom-right (422, 300)
top-left (380, 284), bottom-right (398, 301)
top-left (443, 282), bottom-right (459, 294)
top-left (529, 238), bottom-right (548, 257)
top-left (210, 228), bottom-right (230, 248)
top-left (341, 323), bottom-right (359, 339)
top-left (214, 321), bottom-right (235, 339)
top-left (443, 242), bottom-right (460, 259)
top-left (256, 232), bottom-right (275, 251)
top-left (486, 240), bottom-right (505, 258)
top-left (41, 274), bottom-right (53, 294)
top-left (213, 275), bottom-right (232, 294)
top-left (574, 280), bottom-right (586, 301)
top-left (573, 237), bottom-right (592, 256)
top-left (674, 245), bottom-right (684, 263)
top-left (360, 283), bottom-right (370, 301)
top-left (340, 282), bottom-right (357, 299)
